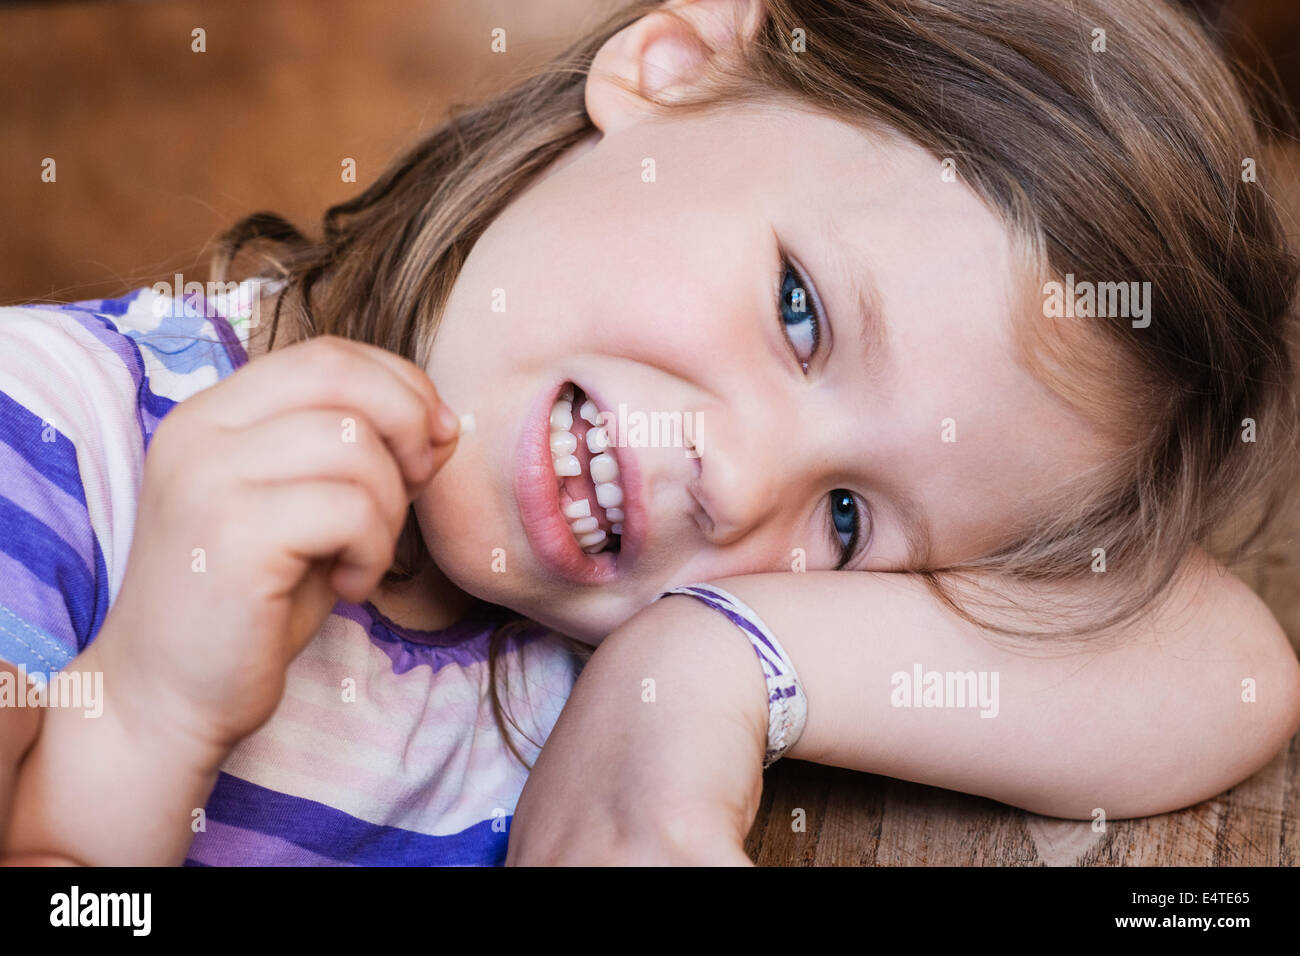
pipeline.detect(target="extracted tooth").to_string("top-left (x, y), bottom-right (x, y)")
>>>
top-left (585, 426), bottom-right (610, 454)
top-left (577, 529), bottom-right (607, 549)
top-left (589, 452), bottom-right (619, 484)
top-left (595, 482), bottom-right (623, 508)
top-left (554, 454), bottom-right (580, 477)
top-left (550, 400), bottom-right (573, 431)
top-left (569, 516), bottom-right (599, 534)
top-left (560, 383), bottom-right (575, 401)
top-left (562, 498), bottom-right (591, 519)
top-left (550, 430), bottom-right (577, 457)
top-left (604, 508), bottom-right (624, 522)
top-left (611, 523), bottom-right (624, 535)
top-left (579, 399), bottom-right (600, 425)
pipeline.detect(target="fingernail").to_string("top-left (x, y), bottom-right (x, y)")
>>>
top-left (436, 404), bottom-right (461, 439)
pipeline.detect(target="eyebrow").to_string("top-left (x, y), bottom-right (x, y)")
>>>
top-left (820, 213), bottom-right (890, 382)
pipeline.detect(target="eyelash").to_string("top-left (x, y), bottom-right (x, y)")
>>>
top-left (775, 252), bottom-right (870, 569)
top-left (828, 491), bottom-right (864, 570)
top-left (776, 254), bottom-right (821, 372)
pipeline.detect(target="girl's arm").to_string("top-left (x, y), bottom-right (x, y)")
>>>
top-left (508, 592), bottom-right (766, 865)
top-left (3, 635), bottom-right (231, 865)
top-left (507, 550), bottom-right (1300, 863)
top-left (0, 662), bottom-right (81, 865)
top-left (0, 662), bottom-right (43, 853)
top-left (725, 551), bottom-right (1300, 818)
top-left (0, 335), bottom-right (458, 864)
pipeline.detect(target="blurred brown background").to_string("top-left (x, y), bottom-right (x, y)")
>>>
top-left (0, 0), bottom-right (610, 304)
top-left (1, 0), bottom-right (1297, 304)
top-left (2, 0), bottom-right (1299, 865)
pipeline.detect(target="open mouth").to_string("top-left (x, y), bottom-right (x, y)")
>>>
top-left (548, 383), bottom-right (624, 554)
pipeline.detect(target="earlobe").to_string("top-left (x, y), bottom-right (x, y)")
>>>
top-left (585, 0), bottom-right (762, 135)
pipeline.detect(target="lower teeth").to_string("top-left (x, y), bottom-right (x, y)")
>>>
top-left (562, 483), bottom-right (620, 554)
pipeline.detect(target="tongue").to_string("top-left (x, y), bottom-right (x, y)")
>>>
top-left (560, 387), bottom-right (612, 536)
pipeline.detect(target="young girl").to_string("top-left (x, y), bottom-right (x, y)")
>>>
top-left (2, 0), bottom-right (1299, 866)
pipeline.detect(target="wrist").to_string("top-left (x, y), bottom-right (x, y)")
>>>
top-left (77, 635), bottom-right (230, 777)
top-left (508, 595), bottom-right (771, 867)
top-left (603, 596), bottom-right (771, 822)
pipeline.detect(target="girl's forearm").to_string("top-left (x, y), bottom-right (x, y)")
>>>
top-left (4, 640), bottom-right (230, 865)
top-left (709, 556), bottom-right (1300, 819)
top-left (508, 594), bottom-right (769, 864)
top-left (509, 550), bottom-right (1300, 863)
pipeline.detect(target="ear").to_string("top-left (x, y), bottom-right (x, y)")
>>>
top-left (585, 0), bottom-right (764, 135)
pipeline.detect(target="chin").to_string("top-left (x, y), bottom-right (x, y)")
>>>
top-left (419, 514), bottom-right (636, 646)
top-left (500, 592), bottom-right (625, 648)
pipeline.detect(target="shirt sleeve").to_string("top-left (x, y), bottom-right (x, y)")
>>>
top-left (0, 303), bottom-right (147, 676)
top-left (655, 583), bottom-right (809, 768)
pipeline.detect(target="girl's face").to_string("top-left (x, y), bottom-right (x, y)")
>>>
top-left (418, 100), bottom-right (1107, 643)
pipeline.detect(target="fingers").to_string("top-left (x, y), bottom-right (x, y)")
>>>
top-left (335, 339), bottom-right (460, 443)
top-left (231, 409), bottom-right (412, 521)
top-left (194, 337), bottom-right (459, 488)
top-left (251, 480), bottom-right (404, 604)
top-left (150, 337), bottom-right (457, 608)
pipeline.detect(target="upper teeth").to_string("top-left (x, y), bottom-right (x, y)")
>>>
top-left (589, 451), bottom-right (617, 483)
top-left (550, 431), bottom-right (577, 456)
top-left (549, 402), bottom-right (573, 431)
top-left (550, 388), bottom-right (627, 552)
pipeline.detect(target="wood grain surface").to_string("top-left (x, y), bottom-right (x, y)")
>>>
top-left (746, 731), bottom-right (1300, 866)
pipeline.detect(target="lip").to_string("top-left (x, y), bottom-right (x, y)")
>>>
top-left (513, 380), bottom-right (646, 585)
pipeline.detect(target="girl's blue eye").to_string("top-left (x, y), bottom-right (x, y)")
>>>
top-left (826, 494), bottom-right (868, 567)
top-left (775, 254), bottom-right (866, 566)
top-left (778, 257), bottom-right (820, 370)
top-left (829, 490), bottom-right (861, 568)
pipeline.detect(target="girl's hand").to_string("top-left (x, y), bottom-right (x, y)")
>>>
top-left (506, 595), bottom-right (769, 866)
top-left (97, 335), bottom-right (459, 754)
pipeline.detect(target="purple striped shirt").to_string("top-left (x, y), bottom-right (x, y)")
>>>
top-left (0, 282), bottom-right (580, 865)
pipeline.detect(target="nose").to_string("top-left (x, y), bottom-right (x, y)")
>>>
top-left (688, 403), bottom-right (787, 548)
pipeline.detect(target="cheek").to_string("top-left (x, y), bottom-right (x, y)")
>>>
top-left (412, 441), bottom-right (505, 575)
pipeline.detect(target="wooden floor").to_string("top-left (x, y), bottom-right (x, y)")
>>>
top-left (746, 731), bottom-right (1300, 866)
